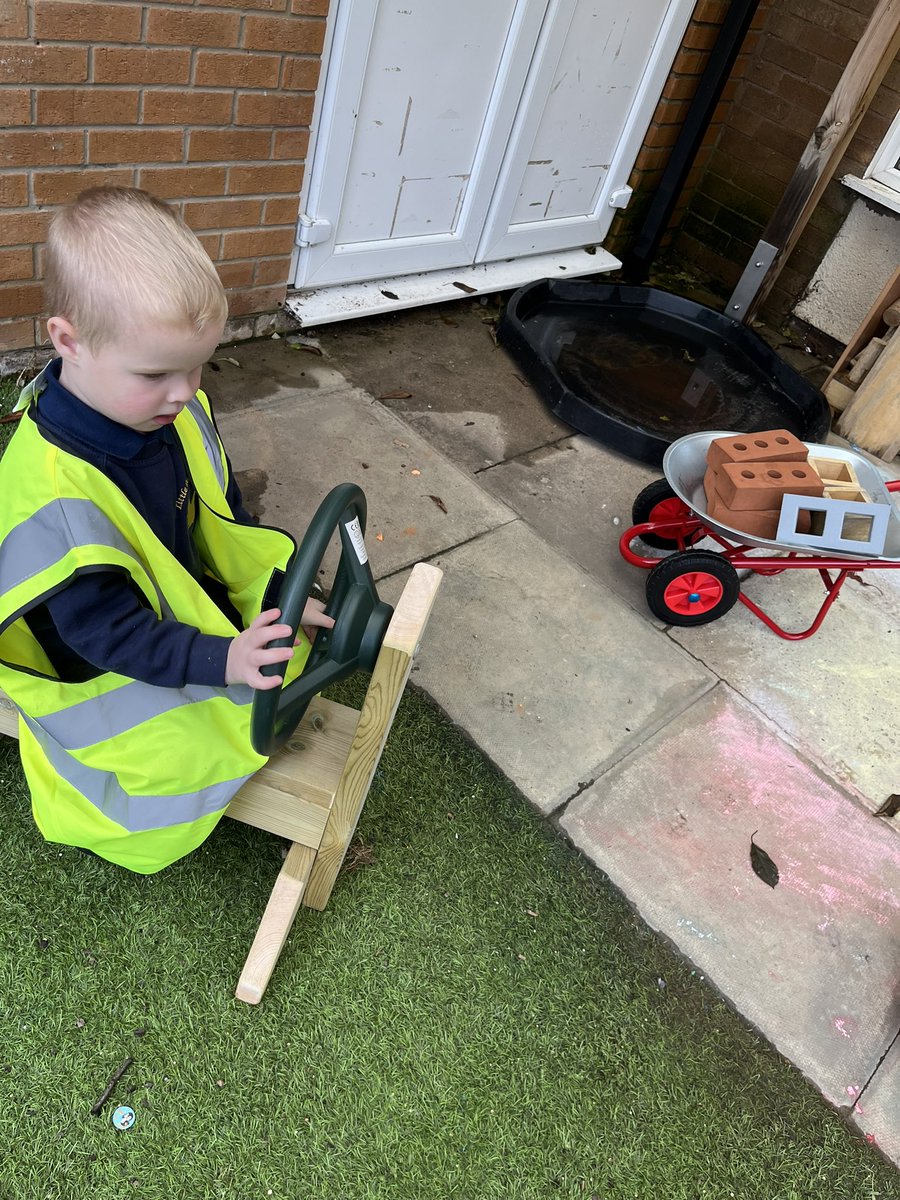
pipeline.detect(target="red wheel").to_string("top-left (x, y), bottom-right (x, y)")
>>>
top-left (646, 550), bottom-right (740, 626)
top-left (631, 479), bottom-right (703, 550)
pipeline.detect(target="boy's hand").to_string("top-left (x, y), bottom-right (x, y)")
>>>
top-left (226, 609), bottom-right (294, 690)
top-left (298, 596), bottom-right (335, 645)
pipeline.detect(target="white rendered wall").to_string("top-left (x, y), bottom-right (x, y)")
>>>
top-left (794, 198), bottom-right (900, 345)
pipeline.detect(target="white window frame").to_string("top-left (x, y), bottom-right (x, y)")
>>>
top-left (868, 108), bottom-right (900, 192)
top-left (842, 108), bottom-right (900, 215)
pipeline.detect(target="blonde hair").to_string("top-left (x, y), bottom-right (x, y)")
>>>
top-left (44, 186), bottom-right (228, 351)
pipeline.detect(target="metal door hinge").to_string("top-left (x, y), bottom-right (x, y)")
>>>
top-left (295, 213), bottom-right (333, 247)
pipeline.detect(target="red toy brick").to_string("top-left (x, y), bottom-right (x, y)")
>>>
top-left (706, 429), bottom-right (808, 472)
top-left (717, 461), bottom-right (824, 510)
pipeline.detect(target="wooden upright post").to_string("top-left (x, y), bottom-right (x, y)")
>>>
top-left (742, 0), bottom-right (900, 323)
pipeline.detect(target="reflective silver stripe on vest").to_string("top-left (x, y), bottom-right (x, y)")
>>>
top-left (0, 497), bottom-right (171, 620)
top-left (35, 679), bottom-right (253, 751)
top-left (186, 396), bottom-right (227, 492)
top-left (22, 711), bottom-right (251, 832)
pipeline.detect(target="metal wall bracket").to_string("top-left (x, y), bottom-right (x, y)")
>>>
top-left (726, 240), bottom-right (778, 321)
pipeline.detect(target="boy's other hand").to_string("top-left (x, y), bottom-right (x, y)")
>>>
top-left (298, 596), bottom-right (335, 645)
top-left (226, 608), bottom-right (294, 690)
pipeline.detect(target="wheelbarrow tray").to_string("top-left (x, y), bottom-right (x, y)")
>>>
top-left (663, 431), bottom-right (900, 562)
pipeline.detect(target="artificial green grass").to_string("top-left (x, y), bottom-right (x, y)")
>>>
top-left (0, 680), bottom-right (894, 1200)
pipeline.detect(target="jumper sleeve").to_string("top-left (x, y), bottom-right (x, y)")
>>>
top-left (42, 572), bottom-right (233, 688)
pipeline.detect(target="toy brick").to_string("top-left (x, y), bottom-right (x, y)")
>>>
top-left (703, 466), bottom-right (719, 509)
top-left (717, 461), bottom-right (824, 510)
top-left (823, 484), bottom-right (872, 504)
top-left (776, 494), bottom-right (890, 556)
top-left (707, 492), bottom-right (811, 540)
top-left (809, 457), bottom-right (858, 486)
top-left (707, 429), bottom-right (808, 472)
top-left (707, 488), bottom-right (813, 540)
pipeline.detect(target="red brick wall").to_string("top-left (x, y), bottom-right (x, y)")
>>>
top-left (0, 0), bottom-right (326, 353)
top-left (672, 0), bottom-right (900, 322)
top-left (605, 0), bottom-right (772, 258)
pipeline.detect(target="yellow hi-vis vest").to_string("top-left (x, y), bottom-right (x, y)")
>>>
top-left (0, 377), bottom-right (308, 873)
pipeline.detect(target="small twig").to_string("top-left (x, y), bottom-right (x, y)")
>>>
top-left (0, 411), bottom-right (23, 425)
top-left (90, 1056), bottom-right (133, 1117)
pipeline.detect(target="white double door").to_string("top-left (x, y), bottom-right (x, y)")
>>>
top-left (293, 0), bottom-right (693, 290)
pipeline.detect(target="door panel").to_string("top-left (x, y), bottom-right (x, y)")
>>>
top-left (476, 0), bottom-right (692, 261)
top-left (297, 0), bottom-right (550, 287)
top-left (294, 0), bottom-right (693, 290)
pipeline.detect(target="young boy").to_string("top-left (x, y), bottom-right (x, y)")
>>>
top-left (0, 187), bottom-right (332, 873)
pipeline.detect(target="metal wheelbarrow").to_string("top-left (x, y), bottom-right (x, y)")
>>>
top-left (619, 432), bottom-right (900, 640)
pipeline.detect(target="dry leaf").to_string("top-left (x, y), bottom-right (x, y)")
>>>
top-left (874, 794), bottom-right (900, 818)
top-left (377, 390), bottom-right (412, 400)
top-left (525, 909), bottom-right (538, 918)
top-left (410, 468), bottom-right (421, 476)
top-left (381, 289), bottom-right (399, 300)
top-left (393, 438), bottom-right (409, 448)
top-left (749, 831), bottom-right (779, 888)
top-left (428, 494), bottom-right (448, 513)
top-left (287, 335), bottom-right (322, 355)
top-left (375, 533), bottom-right (384, 541)
top-left (453, 281), bottom-right (477, 294)
top-left (220, 357), bottom-right (241, 368)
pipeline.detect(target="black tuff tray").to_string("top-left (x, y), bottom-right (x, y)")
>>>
top-left (497, 279), bottom-right (831, 467)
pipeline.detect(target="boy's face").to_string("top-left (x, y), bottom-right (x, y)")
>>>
top-left (49, 320), bottom-right (224, 434)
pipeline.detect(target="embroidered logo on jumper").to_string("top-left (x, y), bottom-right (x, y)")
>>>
top-left (175, 481), bottom-right (190, 511)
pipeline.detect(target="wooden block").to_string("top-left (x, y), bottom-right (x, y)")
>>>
top-left (823, 377), bottom-right (857, 413)
top-left (809, 457), bottom-right (859, 486)
top-left (823, 484), bottom-right (871, 503)
top-left (847, 336), bottom-right (887, 384)
top-left (706, 429), bottom-right (808, 472)
top-left (717, 461), bottom-right (823, 511)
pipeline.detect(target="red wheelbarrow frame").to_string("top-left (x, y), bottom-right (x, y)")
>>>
top-left (619, 479), bottom-right (900, 641)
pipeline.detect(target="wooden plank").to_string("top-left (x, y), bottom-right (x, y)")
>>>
top-left (0, 690), bottom-right (16, 738)
top-left (226, 697), bottom-right (359, 844)
top-left (303, 562), bottom-right (443, 911)
top-left (744, 0), bottom-right (900, 322)
top-left (235, 842), bottom-right (316, 1005)
top-left (838, 328), bottom-right (900, 460)
top-left (824, 266), bottom-right (900, 388)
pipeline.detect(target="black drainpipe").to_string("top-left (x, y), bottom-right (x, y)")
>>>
top-left (621, 0), bottom-right (763, 284)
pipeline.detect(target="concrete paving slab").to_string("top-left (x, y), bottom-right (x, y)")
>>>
top-left (479, 434), bottom-right (670, 619)
top-left (850, 1035), bottom-right (900, 1166)
top-left (314, 301), bottom-right (573, 472)
top-left (203, 335), bottom-right (333, 413)
top-left (559, 685), bottom-right (900, 1109)
top-left (379, 520), bottom-right (715, 814)
top-left (216, 379), bottom-right (514, 580)
top-left (666, 567), bottom-right (900, 809)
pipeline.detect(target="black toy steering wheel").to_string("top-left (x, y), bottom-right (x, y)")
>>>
top-left (250, 483), bottom-right (393, 757)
